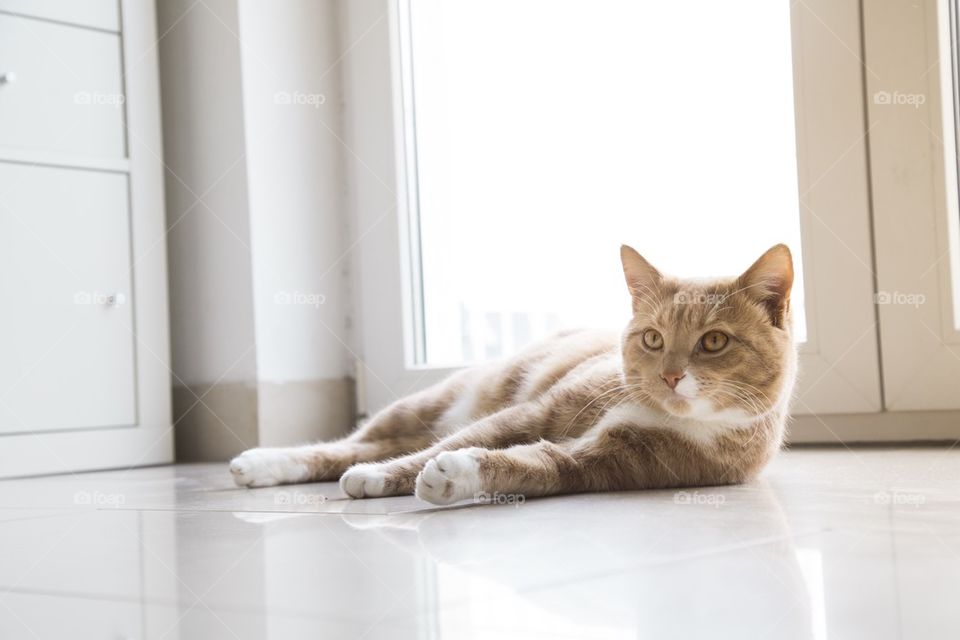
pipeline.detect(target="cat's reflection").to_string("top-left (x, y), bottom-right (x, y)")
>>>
top-left (339, 481), bottom-right (815, 639)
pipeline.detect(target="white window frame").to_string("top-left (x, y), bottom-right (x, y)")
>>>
top-left (863, 0), bottom-right (960, 412)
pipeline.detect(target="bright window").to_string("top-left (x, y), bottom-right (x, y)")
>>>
top-left (404, 0), bottom-right (806, 366)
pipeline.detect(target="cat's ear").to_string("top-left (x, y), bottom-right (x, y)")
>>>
top-left (738, 244), bottom-right (794, 328)
top-left (621, 245), bottom-right (662, 311)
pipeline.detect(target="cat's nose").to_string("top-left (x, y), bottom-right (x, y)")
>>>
top-left (660, 370), bottom-right (686, 390)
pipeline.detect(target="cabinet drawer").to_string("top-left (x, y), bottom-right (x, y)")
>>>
top-left (0, 14), bottom-right (125, 159)
top-left (0, 0), bottom-right (119, 32)
top-left (0, 163), bottom-right (136, 433)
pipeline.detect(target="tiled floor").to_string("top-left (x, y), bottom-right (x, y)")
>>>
top-left (0, 447), bottom-right (959, 639)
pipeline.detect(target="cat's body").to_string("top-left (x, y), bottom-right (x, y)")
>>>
top-left (231, 245), bottom-right (797, 505)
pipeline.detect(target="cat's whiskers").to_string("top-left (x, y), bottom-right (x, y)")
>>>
top-left (709, 381), bottom-right (767, 414)
top-left (731, 380), bottom-right (777, 408)
top-left (710, 379), bottom-right (784, 448)
top-left (706, 383), bottom-right (772, 447)
top-left (557, 381), bottom-right (646, 440)
top-left (595, 384), bottom-right (653, 423)
top-left (710, 388), bottom-right (764, 420)
top-left (712, 379), bottom-right (774, 412)
top-left (601, 387), bottom-right (666, 427)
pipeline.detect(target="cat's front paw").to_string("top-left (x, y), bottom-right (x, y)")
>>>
top-left (229, 448), bottom-right (307, 487)
top-left (415, 448), bottom-right (484, 505)
top-left (340, 463), bottom-right (391, 498)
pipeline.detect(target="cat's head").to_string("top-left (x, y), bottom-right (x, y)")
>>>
top-left (619, 244), bottom-right (797, 422)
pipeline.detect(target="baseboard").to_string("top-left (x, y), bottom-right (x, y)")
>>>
top-left (788, 410), bottom-right (960, 444)
top-left (0, 423), bottom-right (173, 479)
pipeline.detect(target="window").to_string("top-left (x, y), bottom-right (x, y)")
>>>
top-left (344, 0), bottom-right (889, 425)
top-left (403, 0), bottom-right (806, 366)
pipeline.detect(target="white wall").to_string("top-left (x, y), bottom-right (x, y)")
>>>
top-left (157, 0), bottom-right (258, 387)
top-left (237, 0), bottom-right (350, 382)
top-left (157, 0), bottom-right (354, 459)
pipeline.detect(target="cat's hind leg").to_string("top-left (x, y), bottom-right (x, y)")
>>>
top-left (230, 378), bottom-right (466, 487)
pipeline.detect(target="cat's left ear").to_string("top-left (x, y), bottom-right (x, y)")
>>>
top-left (738, 244), bottom-right (794, 328)
top-left (621, 245), bottom-right (662, 311)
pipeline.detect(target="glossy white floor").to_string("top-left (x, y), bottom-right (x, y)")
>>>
top-left (0, 447), bottom-right (958, 639)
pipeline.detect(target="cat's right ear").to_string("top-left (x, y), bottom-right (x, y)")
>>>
top-left (620, 245), bottom-right (662, 311)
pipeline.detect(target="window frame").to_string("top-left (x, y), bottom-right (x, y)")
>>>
top-left (860, 0), bottom-right (960, 412)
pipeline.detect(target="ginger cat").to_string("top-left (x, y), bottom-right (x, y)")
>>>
top-left (230, 244), bottom-right (797, 505)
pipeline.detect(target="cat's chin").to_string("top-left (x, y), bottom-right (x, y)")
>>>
top-left (660, 395), bottom-right (694, 417)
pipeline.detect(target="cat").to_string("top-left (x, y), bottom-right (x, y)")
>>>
top-left (230, 244), bottom-right (797, 505)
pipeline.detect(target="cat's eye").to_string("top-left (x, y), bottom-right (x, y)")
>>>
top-left (642, 329), bottom-right (664, 350)
top-left (700, 331), bottom-right (729, 353)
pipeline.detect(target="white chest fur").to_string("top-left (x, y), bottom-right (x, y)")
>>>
top-left (593, 402), bottom-right (756, 447)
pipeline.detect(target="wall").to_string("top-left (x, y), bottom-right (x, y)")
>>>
top-left (238, 0), bottom-right (354, 447)
top-left (156, 0), bottom-right (354, 460)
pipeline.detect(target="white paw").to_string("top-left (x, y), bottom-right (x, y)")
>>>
top-left (340, 464), bottom-right (390, 499)
top-left (229, 448), bottom-right (308, 488)
top-left (415, 448), bottom-right (483, 505)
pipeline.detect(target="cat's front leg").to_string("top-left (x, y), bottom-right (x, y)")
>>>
top-left (414, 426), bottom-right (700, 505)
top-left (414, 444), bottom-right (558, 505)
top-left (339, 460), bottom-right (416, 498)
top-left (414, 448), bottom-right (486, 504)
top-left (339, 448), bottom-right (435, 497)
top-left (341, 447), bottom-right (486, 500)
top-left (340, 401), bottom-right (550, 498)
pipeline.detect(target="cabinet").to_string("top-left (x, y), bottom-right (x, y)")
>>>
top-left (0, 1), bottom-right (172, 475)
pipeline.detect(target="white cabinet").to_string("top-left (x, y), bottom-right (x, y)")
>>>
top-left (0, 0), bottom-right (120, 31)
top-left (0, 2), bottom-right (172, 475)
top-left (0, 14), bottom-right (126, 159)
top-left (0, 164), bottom-right (136, 433)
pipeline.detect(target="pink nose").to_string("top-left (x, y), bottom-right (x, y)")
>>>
top-left (660, 370), bottom-right (686, 390)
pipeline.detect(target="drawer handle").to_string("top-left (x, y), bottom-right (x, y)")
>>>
top-left (0, 72), bottom-right (16, 85)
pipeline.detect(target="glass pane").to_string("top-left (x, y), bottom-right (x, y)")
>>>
top-left (407, 0), bottom-right (806, 366)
